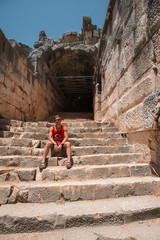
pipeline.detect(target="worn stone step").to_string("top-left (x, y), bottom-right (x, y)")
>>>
top-left (72, 145), bottom-right (134, 156)
top-left (0, 195), bottom-right (160, 234)
top-left (0, 146), bottom-right (43, 156)
top-left (0, 153), bottom-right (143, 168)
top-left (0, 125), bottom-right (10, 131)
top-left (41, 138), bottom-right (126, 148)
top-left (40, 163), bottom-right (152, 181)
top-left (9, 126), bottom-right (118, 134)
top-left (72, 137), bottom-right (126, 146)
top-left (0, 167), bottom-right (36, 182)
top-left (0, 131), bottom-right (14, 138)
top-left (10, 126), bottom-right (49, 134)
top-left (0, 138), bottom-right (41, 147)
top-left (47, 121), bottom-right (114, 128)
top-left (1, 217), bottom-right (160, 240)
top-left (1, 176), bottom-right (160, 204)
top-left (0, 163), bottom-right (152, 182)
top-left (72, 153), bottom-right (144, 165)
top-left (67, 127), bottom-right (118, 134)
top-left (17, 131), bottom-right (122, 140)
top-left (0, 118), bottom-right (23, 127)
top-left (0, 155), bottom-right (49, 168)
top-left (0, 137), bottom-right (126, 148)
top-left (81, 131), bottom-right (122, 138)
top-left (0, 145), bottom-right (134, 157)
top-left (16, 132), bottom-right (48, 140)
top-left (48, 112), bottom-right (94, 121)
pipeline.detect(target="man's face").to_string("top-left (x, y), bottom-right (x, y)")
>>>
top-left (55, 117), bottom-right (61, 125)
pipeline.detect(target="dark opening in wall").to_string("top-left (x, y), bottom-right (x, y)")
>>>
top-left (45, 48), bottom-right (96, 113)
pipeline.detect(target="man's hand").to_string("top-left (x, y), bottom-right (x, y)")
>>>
top-left (54, 144), bottom-right (62, 152)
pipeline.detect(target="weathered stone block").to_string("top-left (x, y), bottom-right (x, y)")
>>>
top-left (146, 0), bottom-right (160, 32)
top-left (131, 41), bottom-right (154, 83)
top-left (152, 28), bottom-right (160, 63)
top-left (126, 103), bottom-right (144, 130)
top-left (143, 90), bottom-right (160, 128)
top-left (0, 186), bottom-right (11, 204)
top-left (17, 169), bottom-right (36, 181)
top-left (118, 72), bottom-right (155, 113)
top-left (118, 69), bottom-right (132, 99)
top-left (102, 87), bottom-right (118, 111)
top-left (7, 172), bottom-right (19, 181)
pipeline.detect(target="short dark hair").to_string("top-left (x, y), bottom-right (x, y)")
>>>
top-left (54, 114), bottom-right (61, 120)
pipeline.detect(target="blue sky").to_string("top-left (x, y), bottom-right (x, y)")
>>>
top-left (0, 0), bottom-right (109, 48)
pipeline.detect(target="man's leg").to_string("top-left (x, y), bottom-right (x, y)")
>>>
top-left (40, 141), bottom-right (53, 171)
top-left (64, 141), bottom-right (71, 168)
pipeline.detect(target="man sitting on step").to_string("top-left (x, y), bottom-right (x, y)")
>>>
top-left (39, 115), bottom-right (71, 171)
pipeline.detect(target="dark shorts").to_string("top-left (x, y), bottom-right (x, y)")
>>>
top-left (53, 141), bottom-right (64, 148)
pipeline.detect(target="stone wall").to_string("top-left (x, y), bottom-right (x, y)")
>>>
top-left (96, 0), bottom-right (160, 171)
top-left (0, 30), bottom-right (67, 121)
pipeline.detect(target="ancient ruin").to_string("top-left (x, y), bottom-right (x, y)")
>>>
top-left (0, 0), bottom-right (160, 239)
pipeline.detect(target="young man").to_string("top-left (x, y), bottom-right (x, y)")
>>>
top-left (39, 115), bottom-right (71, 171)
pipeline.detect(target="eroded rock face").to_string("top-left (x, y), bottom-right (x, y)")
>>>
top-left (143, 91), bottom-right (160, 128)
top-left (30, 16), bottom-right (101, 61)
top-left (34, 30), bottom-right (55, 49)
top-left (143, 91), bottom-right (160, 175)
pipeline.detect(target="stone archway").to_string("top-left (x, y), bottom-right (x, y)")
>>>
top-left (29, 17), bottom-right (102, 116)
top-left (42, 46), bottom-right (96, 113)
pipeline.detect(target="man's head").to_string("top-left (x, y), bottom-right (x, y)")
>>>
top-left (54, 115), bottom-right (62, 125)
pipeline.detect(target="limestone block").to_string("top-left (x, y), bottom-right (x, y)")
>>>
top-left (17, 169), bottom-right (36, 181)
top-left (143, 90), bottom-right (160, 128)
top-left (0, 70), bottom-right (5, 84)
top-left (32, 148), bottom-right (44, 156)
top-left (156, 63), bottom-right (160, 90)
top-left (122, 11), bottom-right (135, 43)
top-left (123, 36), bottom-right (135, 70)
top-left (0, 186), bottom-right (11, 204)
top-left (130, 41), bottom-right (153, 83)
top-left (0, 173), bottom-right (8, 181)
top-left (7, 172), bottom-right (20, 181)
top-left (127, 131), bottom-right (151, 163)
top-left (102, 87), bottom-right (118, 111)
top-left (0, 138), bottom-right (11, 146)
top-left (135, 1), bottom-right (146, 22)
top-left (118, 0), bottom-right (133, 23)
top-left (126, 103), bottom-right (144, 131)
top-left (118, 70), bottom-right (132, 98)
top-left (8, 147), bottom-right (32, 156)
top-left (14, 85), bottom-right (27, 98)
top-left (152, 28), bottom-right (160, 63)
top-left (1, 84), bottom-right (25, 109)
top-left (0, 146), bottom-right (8, 156)
top-left (102, 101), bottom-right (118, 123)
top-left (133, 14), bottom-right (147, 52)
top-left (17, 189), bottom-right (28, 203)
top-left (7, 157), bottom-right (21, 167)
top-left (146, 0), bottom-right (160, 32)
top-left (10, 138), bottom-right (32, 147)
top-left (28, 187), bottom-right (60, 203)
top-left (117, 112), bottom-right (127, 132)
top-left (8, 187), bottom-right (29, 203)
top-left (103, 63), bottom-right (121, 99)
top-left (118, 72), bottom-right (155, 113)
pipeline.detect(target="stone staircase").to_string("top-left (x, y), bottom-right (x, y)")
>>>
top-left (0, 114), bottom-right (160, 240)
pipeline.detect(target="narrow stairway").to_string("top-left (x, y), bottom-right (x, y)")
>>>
top-left (0, 113), bottom-right (160, 240)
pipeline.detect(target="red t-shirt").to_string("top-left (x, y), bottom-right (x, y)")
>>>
top-left (52, 125), bottom-right (64, 145)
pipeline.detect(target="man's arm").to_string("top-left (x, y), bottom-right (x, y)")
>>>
top-left (48, 127), bottom-right (57, 145)
top-left (61, 126), bottom-right (68, 144)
